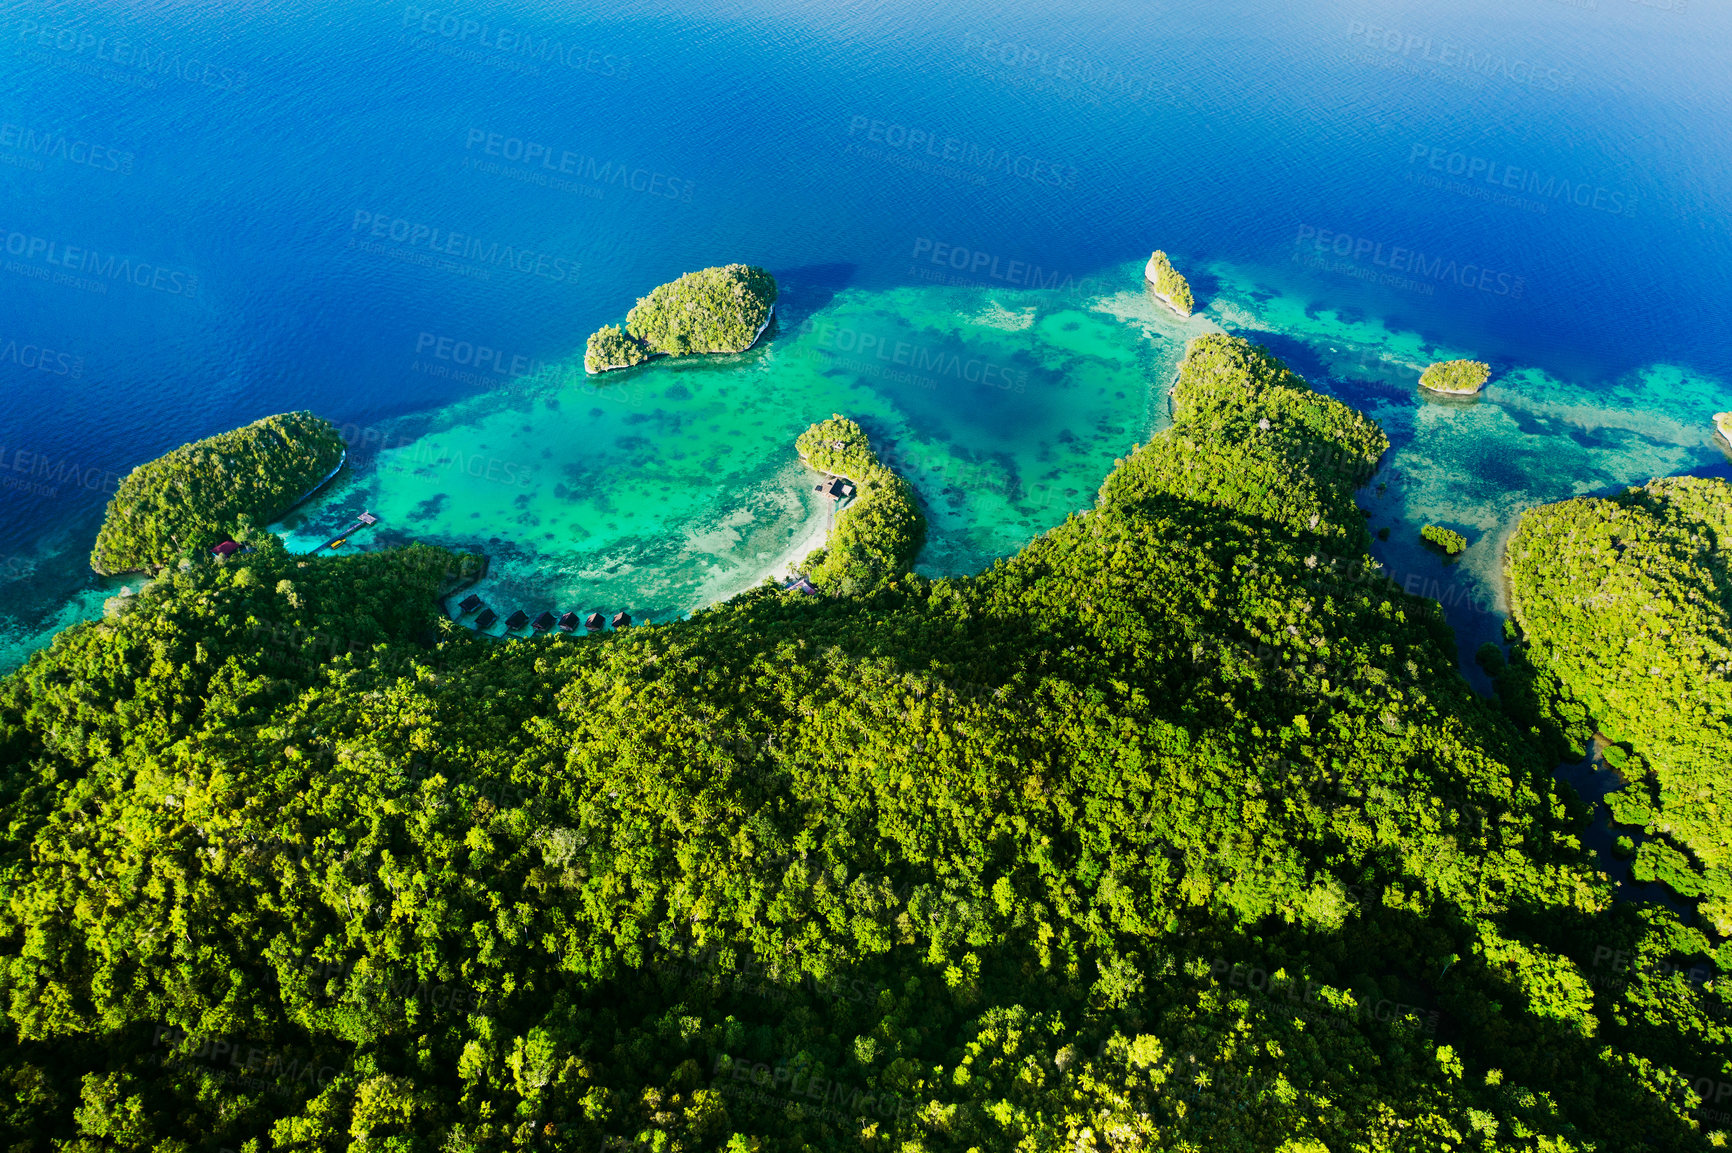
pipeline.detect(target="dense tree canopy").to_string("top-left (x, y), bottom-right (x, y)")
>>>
top-left (89, 412), bottom-right (346, 575)
top-left (1422, 526), bottom-right (1469, 555)
top-left (1, 336), bottom-right (1726, 1151)
top-left (794, 416), bottom-right (926, 596)
top-left (1143, 251), bottom-right (1194, 317)
top-left (584, 265), bottom-right (777, 374)
top-left (1419, 362), bottom-right (1492, 396)
top-left (1506, 476), bottom-right (1732, 934)
top-left (584, 325), bottom-right (652, 374)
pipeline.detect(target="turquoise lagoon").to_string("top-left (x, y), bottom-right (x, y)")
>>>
top-left (5, 0), bottom-right (1730, 675)
top-left (1199, 260), bottom-right (1730, 677)
top-left (3, 257), bottom-right (1725, 668)
top-left (268, 271), bottom-right (1203, 632)
top-left (273, 253), bottom-right (1731, 654)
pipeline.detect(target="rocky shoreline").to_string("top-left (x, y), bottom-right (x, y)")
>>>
top-left (1144, 282), bottom-right (1189, 319)
top-left (1142, 250), bottom-right (1194, 318)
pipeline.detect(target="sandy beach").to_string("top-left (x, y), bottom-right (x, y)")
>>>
top-left (766, 496), bottom-right (831, 581)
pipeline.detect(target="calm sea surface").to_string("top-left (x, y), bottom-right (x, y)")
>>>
top-left (1, 0), bottom-right (1728, 670)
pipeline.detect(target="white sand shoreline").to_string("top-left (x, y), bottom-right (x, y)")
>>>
top-left (766, 498), bottom-right (830, 582)
top-left (685, 477), bottom-right (833, 616)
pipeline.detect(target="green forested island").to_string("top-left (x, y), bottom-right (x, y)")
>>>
top-left (585, 265), bottom-right (778, 373)
top-left (1420, 524), bottom-right (1468, 554)
top-left (1506, 476), bottom-right (1732, 935)
top-left (89, 411), bottom-right (346, 575)
top-left (1418, 360), bottom-right (1492, 396)
top-left (1, 335), bottom-right (1727, 1150)
top-left (584, 324), bottom-right (651, 372)
top-left (794, 415), bottom-right (926, 596)
top-left (1142, 250), bottom-right (1195, 317)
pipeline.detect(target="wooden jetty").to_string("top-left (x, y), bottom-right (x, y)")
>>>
top-left (311, 510), bottom-right (380, 554)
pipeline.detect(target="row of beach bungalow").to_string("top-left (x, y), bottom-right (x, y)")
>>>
top-left (455, 594), bottom-right (631, 635)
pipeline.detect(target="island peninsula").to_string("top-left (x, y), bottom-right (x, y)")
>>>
top-left (3, 332), bottom-right (1725, 1152)
top-left (89, 411), bottom-right (345, 575)
top-left (793, 415), bottom-right (925, 596)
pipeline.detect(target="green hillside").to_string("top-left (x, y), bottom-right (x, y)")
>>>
top-left (1, 336), bottom-right (1724, 1151)
top-left (90, 412), bottom-right (345, 575)
top-left (1506, 476), bottom-right (1732, 934)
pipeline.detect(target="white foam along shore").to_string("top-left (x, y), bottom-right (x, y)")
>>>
top-left (1144, 283), bottom-right (1189, 320)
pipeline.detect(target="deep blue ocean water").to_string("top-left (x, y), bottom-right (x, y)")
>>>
top-left (1, 0), bottom-right (1729, 669)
